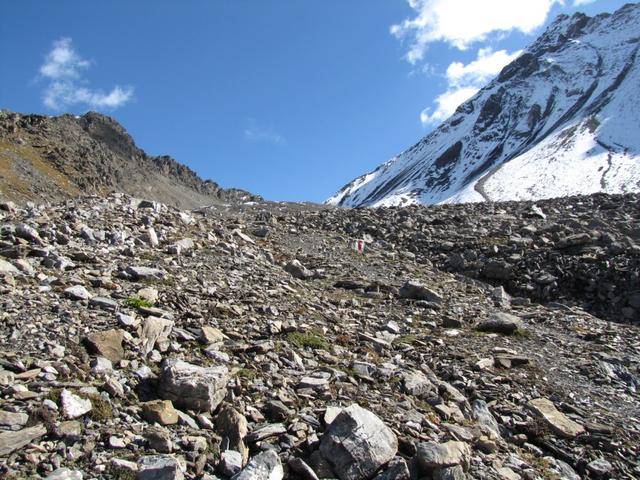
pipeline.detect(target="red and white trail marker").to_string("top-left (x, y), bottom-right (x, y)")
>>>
top-left (354, 239), bottom-right (365, 254)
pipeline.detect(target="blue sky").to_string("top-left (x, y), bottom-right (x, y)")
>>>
top-left (0, 0), bottom-right (629, 202)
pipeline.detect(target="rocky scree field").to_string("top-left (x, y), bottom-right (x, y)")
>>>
top-left (0, 192), bottom-right (638, 479)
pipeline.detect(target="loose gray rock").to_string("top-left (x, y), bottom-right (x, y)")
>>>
top-left (232, 450), bottom-right (283, 480)
top-left (320, 404), bottom-right (398, 480)
top-left (476, 312), bottom-right (522, 334)
top-left (44, 468), bottom-right (83, 480)
top-left (0, 423), bottom-right (47, 456)
top-left (416, 441), bottom-right (471, 472)
top-left (398, 281), bottom-right (443, 303)
top-left (158, 359), bottom-right (229, 412)
top-left (527, 398), bottom-right (585, 438)
top-left (137, 455), bottom-right (184, 480)
top-left (126, 265), bottom-right (166, 282)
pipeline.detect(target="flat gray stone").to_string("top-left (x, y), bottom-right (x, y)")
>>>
top-left (527, 398), bottom-right (585, 438)
top-left (0, 423), bottom-right (47, 456)
top-left (0, 410), bottom-right (29, 427)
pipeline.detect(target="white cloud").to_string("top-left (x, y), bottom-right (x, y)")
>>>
top-left (573, 0), bottom-right (595, 5)
top-left (420, 48), bottom-right (521, 126)
top-left (447, 48), bottom-right (522, 87)
top-left (244, 124), bottom-right (284, 145)
top-left (392, 0), bottom-right (560, 62)
top-left (39, 38), bottom-right (133, 111)
top-left (420, 86), bottom-right (480, 125)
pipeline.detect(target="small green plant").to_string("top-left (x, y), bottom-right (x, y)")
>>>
top-left (110, 468), bottom-right (136, 480)
top-left (44, 387), bottom-right (62, 403)
top-left (237, 368), bottom-right (257, 380)
top-left (512, 328), bottom-right (532, 339)
top-left (393, 334), bottom-right (418, 345)
top-left (124, 297), bottom-right (153, 308)
top-left (286, 331), bottom-right (329, 351)
top-left (85, 394), bottom-right (114, 421)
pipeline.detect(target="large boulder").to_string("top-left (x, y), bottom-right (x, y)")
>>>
top-left (158, 359), bottom-right (229, 412)
top-left (320, 404), bottom-right (398, 480)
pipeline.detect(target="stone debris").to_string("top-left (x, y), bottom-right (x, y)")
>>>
top-left (0, 191), bottom-right (638, 479)
top-left (0, 423), bottom-right (47, 456)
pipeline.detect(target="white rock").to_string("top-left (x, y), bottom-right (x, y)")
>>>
top-left (61, 389), bottom-right (92, 419)
top-left (64, 285), bottom-right (92, 301)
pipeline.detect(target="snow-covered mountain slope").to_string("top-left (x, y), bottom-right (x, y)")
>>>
top-left (328, 3), bottom-right (640, 207)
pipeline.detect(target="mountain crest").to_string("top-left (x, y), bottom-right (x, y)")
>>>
top-left (328, 3), bottom-right (640, 208)
top-left (0, 110), bottom-right (260, 208)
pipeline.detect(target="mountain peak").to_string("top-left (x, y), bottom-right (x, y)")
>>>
top-left (328, 3), bottom-right (640, 208)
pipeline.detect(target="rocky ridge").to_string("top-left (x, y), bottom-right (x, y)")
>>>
top-left (0, 110), bottom-right (259, 209)
top-left (0, 192), bottom-right (638, 479)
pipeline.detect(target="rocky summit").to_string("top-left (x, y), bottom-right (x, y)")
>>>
top-left (0, 110), bottom-right (259, 209)
top-left (0, 190), bottom-right (638, 479)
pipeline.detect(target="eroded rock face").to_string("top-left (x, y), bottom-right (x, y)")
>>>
top-left (158, 359), bottom-right (230, 412)
top-left (320, 404), bottom-right (398, 480)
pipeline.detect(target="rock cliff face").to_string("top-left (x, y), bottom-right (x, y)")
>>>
top-left (328, 3), bottom-right (640, 207)
top-left (0, 110), bottom-right (259, 209)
